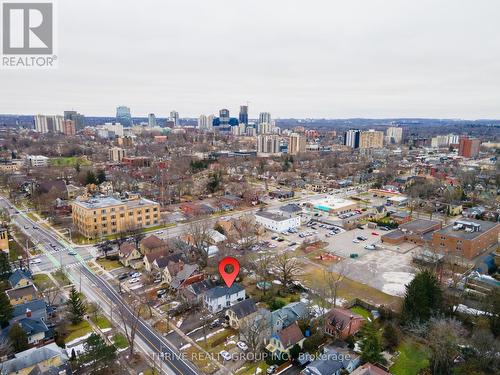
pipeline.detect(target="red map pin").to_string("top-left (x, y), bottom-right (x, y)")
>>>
top-left (218, 256), bottom-right (240, 288)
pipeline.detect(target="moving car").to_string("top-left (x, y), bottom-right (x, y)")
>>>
top-left (68, 251), bottom-right (77, 256)
top-left (118, 273), bottom-right (128, 280)
top-left (364, 244), bottom-right (376, 250)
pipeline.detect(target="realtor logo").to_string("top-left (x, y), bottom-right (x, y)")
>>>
top-left (1, 1), bottom-right (57, 68)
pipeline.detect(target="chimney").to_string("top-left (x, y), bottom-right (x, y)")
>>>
top-left (26, 308), bottom-right (32, 318)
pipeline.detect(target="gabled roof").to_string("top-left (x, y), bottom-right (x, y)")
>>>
top-left (12, 299), bottom-right (47, 318)
top-left (16, 317), bottom-right (49, 336)
top-left (6, 284), bottom-right (37, 300)
top-left (189, 279), bottom-right (216, 295)
top-left (326, 307), bottom-right (365, 329)
top-left (228, 298), bottom-right (257, 319)
top-left (119, 242), bottom-right (136, 256)
top-left (205, 283), bottom-right (244, 300)
top-left (8, 269), bottom-right (32, 288)
top-left (170, 264), bottom-right (199, 289)
top-left (140, 235), bottom-right (165, 249)
top-left (276, 323), bottom-right (304, 348)
top-left (351, 363), bottom-right (391, 375)
top-left (304, 357), bottom-right (344, 375)
top-left (0, 342), bottom-right (68, 375)
top-left (271, 301), bottom-right (308, 328)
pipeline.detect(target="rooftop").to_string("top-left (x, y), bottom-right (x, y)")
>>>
top-left (205, 283), bottom-right (244, 300)
top-left (255, 211), bottom-right (293, 222)
top-left (400, 219), bottom-right (441, 234)
top-left (73, 195), bottom-right (157, 210)
top-left (437, 219), bottom-right (499, 240)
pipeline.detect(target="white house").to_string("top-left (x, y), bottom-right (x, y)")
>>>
top-left (25, 155), bottom-right (49, 167)
top-left (204, 283), bottom-right (246, 313)
top-left (255, 211), bottom-right (301, 233)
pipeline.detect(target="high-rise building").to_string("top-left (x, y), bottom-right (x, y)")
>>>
top-left (239, 105), bottom-right (248, 125)
top-left (62, 120), bottom-right (76, 136)
top-left (447, 134), bottom-right (459, 145)
top-left (431, 135), bottom-right (449, 148)
top-left (344, 129), bottom-right (361, 149)
top-left (170, 111), bottom-right (179, 126)
top-left (116, 106), bottom-right (132, 127)
top-left (35, 115), bottom-right (64, 133)
top-left (360, 129), bottom-right (384, 149)
top-left (257, 134), bottom-right (281, 154)
top-left (148, 113), bottom-right (157, 127)
top-left (259, 112), bottom-right (271, 124)
top-left (198, 114), bottom-right (208, 129)
top-left (288, 133), bottom-right (306, 155)
top-left (458, 137), bottom-right (480, 158)
top-left (219, 109), bottom-right (230, 125)
top-left (386, 126), bottom-right (403, 144)
top-left (109, 147), bottom-right (127, 162)
top-left (257, 122), bottom-right (272, 135)
top-left (64, 110), bottom-right (85, 130)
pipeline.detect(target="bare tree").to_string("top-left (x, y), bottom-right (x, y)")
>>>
top-left (273, 253), bottom-right (303, 291)
top-left (118, 301), bottom-right (142, 357)
top-left (326, 263), bottom-right (349, 308)
top-left (0, 335), bottom-right (12, 359)
top-left (238, 312), bottom-right (270, 359)
top-left (427, 317), bottom-right (465, 375)
top-left (186, 221), bottom-right (212, 266)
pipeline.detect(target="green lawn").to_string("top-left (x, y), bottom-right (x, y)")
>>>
top-left (350, 306), bottom-right (372, 319)
top-left (96, 258), bottom-right (122, 270)
top-left (390, 340), bottom-right (431, 375)
top-left (112, 332), bottom-right (128, 349)
top-left (65, 320), bottom-right (93, 343)
top-left (8, 240), bottom-right (24, 261)
top-left (51, 269), bottom-right (71, 286)
top-left (91, 314), bottom-right (112, 330)
top-left (50, 156), bottom-right (92, 167)
top-left (33, 273), bottom-right (55, 290)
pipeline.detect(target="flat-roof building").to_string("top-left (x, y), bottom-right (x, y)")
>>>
top-left (255, 211), bottom-right (301, 233)
top-left (71, 195), bottom-right (160, 239)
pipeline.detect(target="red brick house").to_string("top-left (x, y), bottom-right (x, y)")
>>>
top-left (324, 307), bottom-right (365, 339)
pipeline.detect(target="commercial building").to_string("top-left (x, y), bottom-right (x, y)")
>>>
top-left (170, 110), bottom-right (179, 126)
top-left (458, 137), bottom-right (481, 158)
top-left (239, 105), bottom-right (248, 125)
top-left (431, 219), bottom-right (499, 259)
top-left (288, 132), bottom-right (306, 155)
top-left (71, 195), bottom-right (160, 239)
top-left (116, 106), bottom-right (132, 127)
top-left (344, 129), bottom-right (361, 149)
top-left (257, 134), bottom-right (281, 155)
top-left (108, 147), bottom-right (127, 162)
top-left (308, 197), bottom-right (358, 215)
top-left (64, 110), bottom-right (85, 130)
top-left (255, 211), bottom-right (301, 232)
top-left (360, 129), bottom-right (384, 149)
top-left (148, 113), bottom-right (157, 127)
top-left (381, 219), bottom-right (442, 246)
top-left (259, 112), bottom-right (271, 124)
top-left (26, 155), bottom-right (49, 167)
top-left (386, 126), bottom-right (403, 144)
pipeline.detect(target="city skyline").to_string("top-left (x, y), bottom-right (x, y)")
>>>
top-left (1, 0), bottom-right (500, 118)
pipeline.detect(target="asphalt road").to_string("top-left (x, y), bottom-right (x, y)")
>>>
top-left (0, 196), bottom-right (202, 375)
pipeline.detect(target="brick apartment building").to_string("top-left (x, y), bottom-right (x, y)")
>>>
top-left (431, 219), bottom-right (499, 259)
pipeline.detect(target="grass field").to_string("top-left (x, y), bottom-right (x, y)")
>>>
top-left (65, 320), bottom-right (93, 343)
top-left (33, 273), bottom-right (55, 289)
top-left (50, 156), bottom-right (92, 167)
top-left (96, 258), bottom-right (122, 270)
top-left (51, 269), bottom-right (72, 286)
top-left (112, 332), bottom-right (128, 349)
top-left (390, 340), bottom-right (431, 375)
top-left (350, 306), bottom-right (372, 319)
top-left (91, 314), bottom-right (112, 330)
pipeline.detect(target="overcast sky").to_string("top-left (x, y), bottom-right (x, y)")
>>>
top-left (1, 0), bottom-right (500, 119)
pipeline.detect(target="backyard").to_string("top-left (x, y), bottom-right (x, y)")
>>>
top-left (390, 340), bottom-right (431, 375)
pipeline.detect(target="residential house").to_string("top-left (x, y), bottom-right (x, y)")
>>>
top-left (7, 317), bottom-right (49, 346)
top-left (8, 269), bottom-right (33, 289)
top-left (6, 285), bottom-right (38, 306)
top-left (351, 363), bottom-right (391, 375)
top-left (225, 298), bottom-right (258, 329)
top-left (204, 283), bottom-right (246, 313)
top-left (118, 242), bottom-right (143, 268)
top-left (181, 279), bottom-right (216, 303)
top-left (302, 358), bottom-right (343, 375)
top-left (324, 307), bottom-right (365, 339)
top-left (169, 264), bottom-right (202, 290)
top-left (270, 301), bottom-right (309, 333)
top-left (266, 322), bottom-right (305, 357)
top-left (0, 343), bottom-right (70, 375)
top-left (10, 299), bottom-right (48, 325)
top-left (140, 235), bottom-right (167, 255)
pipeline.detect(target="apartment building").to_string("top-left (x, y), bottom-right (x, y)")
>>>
top-left (360, 129), bottom-right (384, 149)
top-left (431, 219), bottom-right (499, 259)
top-left (288, 132), bottom-right (306, 155)
top-left (71, 195), bottom-right (160, 239)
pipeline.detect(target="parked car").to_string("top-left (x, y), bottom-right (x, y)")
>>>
top-left (157, 289), bottom-right (167, 298)
top-left (130, 272), bottom-right (141, 278)
top-left (357, 236), bottom-right (367, 241)
top-left (210, 319), bottom-right (221, 329)
top-left (379, 226), bottom-right (390, 231)
top-left (267, 365), bottom-right (278, 374)
top-left (237, 341), bottom-right (248, 351)
top-left (118, 273), bottom-right (128, 280)
top-left (219, 350), bottom-right (232, 361)
top-left (352, 239), bottom-right (360, 243)
top-left (129, 278), bottom-right (140, 284)
top-left (364, 244), bottom-right (376, 250)
top-left (371, 232), bottom-right (379, 236)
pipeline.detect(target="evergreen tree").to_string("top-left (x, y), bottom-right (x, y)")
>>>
top-left (359, 321), bottom-right (386, 365)
top-left (67, 287), bottom-right (86, 324)
top-left (289, 343), bottom-right (301, 360)
top-left (8, 323), bottom-right (29, 353)
top-left (0, 291), bottom-right (13, 328)
top-left (402, 270), bottom-right (442, 324)
top-left (82, 333), bottom-right (116, 370)
top-left (96, 169), bottom-right (106, 184)
top-left (382, 323), bottom-right (399, 351)
top-left (0, 252), bottom-right (11, 279)
top-left (85, 170), bottom-right (98, 185)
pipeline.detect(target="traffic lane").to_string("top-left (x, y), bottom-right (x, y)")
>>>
top-left (80, 267), bottom-right (200, 375)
